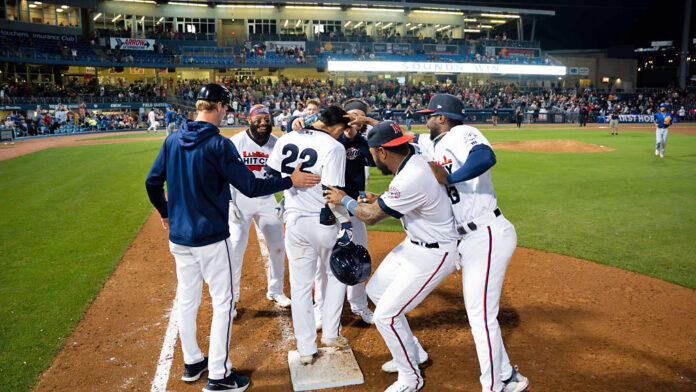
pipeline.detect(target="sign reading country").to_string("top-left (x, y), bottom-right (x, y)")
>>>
top-left (110, 38), bottom-right (155, 51)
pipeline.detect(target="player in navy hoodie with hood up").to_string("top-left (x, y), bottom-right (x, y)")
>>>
top-left (146, 84), bottom-right (319, 392)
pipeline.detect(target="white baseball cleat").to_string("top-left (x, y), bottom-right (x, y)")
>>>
top-left (655, 149), bottom-right (660, 156)
top-left (503, 366), bottom-right (530, 392)
top-left (299, 352), bottom-right (317, 365)
top-left (266, 292), bottom-right (291, 308)
top-left (382, 337), bottom-right (428, 373)
top-left (352, 307), bottom-right (375, 324)
top-left (320, 335), bottom-right (350, 349)
top-left (660, 152), bottom-right (665, 158)
top-left (384, 380), bottom-right (420, 392)
top-left (231, 303), bottom-right (238, 319)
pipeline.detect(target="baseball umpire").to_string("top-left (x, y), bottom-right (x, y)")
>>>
top-left (145, 83), bottom-right (320, 392)
top-left (419, 93), bottom-right (530, 392)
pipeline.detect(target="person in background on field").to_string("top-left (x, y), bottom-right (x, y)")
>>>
top-left (515, 106), bottom-right (523, 128)
top-left (165, 104), bottom-right (177, 136)
top-left (654, 103), bottom-right (674, 158)
top-left (404, 103), bottom-right (414, 131)
top-left (609, 108), bottom-right (619, 135)
top-left (491, 105), bottom-right (499, 126)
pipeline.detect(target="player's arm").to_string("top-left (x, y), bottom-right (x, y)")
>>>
top-left (145, 142), bottom-right (169, 229)
top-left (324, 185), bottom-right (390, 225)
top-left (428, 144), bottom-right (496, 185)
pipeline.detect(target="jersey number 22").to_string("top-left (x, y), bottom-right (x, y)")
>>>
top-left (280, 144), bottom-right (317, 174)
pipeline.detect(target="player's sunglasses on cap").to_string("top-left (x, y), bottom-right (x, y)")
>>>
top-left (416, 93), bottom-right (465, 121)
top-left (197, 83), bottom-right (233, 110)
top-left (367, 120), bottom-right (415, 148)
top-left (249, 104), bottom-right (270, 118)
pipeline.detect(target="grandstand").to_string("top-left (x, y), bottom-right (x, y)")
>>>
top-left (0, 0), bottom-right (694, 138)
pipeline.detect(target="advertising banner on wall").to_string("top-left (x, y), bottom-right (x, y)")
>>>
top-left (0, 29), bottom-right (77, 42)
top-left (596, 114), bottom-right (662, 123)
top-left (110, 38), bottom-right (155, 51)
top-left (328, 60), bottom-right (566, 75)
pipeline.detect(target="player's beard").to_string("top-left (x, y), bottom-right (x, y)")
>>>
top-left (249, 123), bottom-right (272, 144)
top-left (375, 155), bottom-right (392, 175)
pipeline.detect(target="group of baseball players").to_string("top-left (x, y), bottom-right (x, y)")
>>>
top-left (146, 83), bottom-right (529, 392)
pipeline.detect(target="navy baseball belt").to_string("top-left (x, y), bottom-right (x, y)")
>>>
top-left (410, 240), bottom-right (439, 248)
top-left (457, 208), bottom-right (502, 235)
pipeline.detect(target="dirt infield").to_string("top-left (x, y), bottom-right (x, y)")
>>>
top-left (32, 212), bottom-right (696, 392)
top-left (493, 139), bottom-right (615, 152)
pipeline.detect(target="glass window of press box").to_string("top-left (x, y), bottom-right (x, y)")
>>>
top-left (3, 0), bottom-right (80, 26)
top-left (94, 14), bottom-right (215, 40)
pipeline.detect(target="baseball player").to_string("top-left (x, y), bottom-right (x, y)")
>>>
top-left (313, 98), bottom-right (377, 329)
top-left (145, 84), bottom-right (320, 392)
top-left (228, 104), bottom-right (291, 312)
top-left (654, 103), bottom-right (674, 158)
top-left (325, 120), bottom-right (461, 392)
top-left (165, 104), bottom-right (177, 136)
top-left (418, 94), bottom-right (529, 392)
top-left (147, 108), bottom-right (158, 132)
top-left (266, 105), bottom-right (353, 365)
top-left (609, 108), bottom-right (619, 135)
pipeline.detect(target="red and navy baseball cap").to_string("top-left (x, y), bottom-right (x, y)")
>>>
top-left (416, 93), bottom-right (465, 120)
top-left (367, 120), bottom-right (415, 148)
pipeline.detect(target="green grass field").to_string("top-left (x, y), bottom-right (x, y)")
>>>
top-left (1, 126), bottom-right (695, 390)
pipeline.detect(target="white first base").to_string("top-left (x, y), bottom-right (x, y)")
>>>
top-left (288, 347), bottom-right (364, 391)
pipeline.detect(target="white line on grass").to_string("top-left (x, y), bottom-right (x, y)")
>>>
top-left (150, 296), bottom-right (179, 392)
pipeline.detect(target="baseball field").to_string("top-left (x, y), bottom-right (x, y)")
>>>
top-left (1, 123), bottom-right (695, 391)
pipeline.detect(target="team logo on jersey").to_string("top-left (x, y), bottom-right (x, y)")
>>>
top-left (346, 147), bottom-right (361, 160)
top-left (385, 186), bottom-right (401, 199)
top-left (435, 155), bottom-right (452, 166)
top-left (242, 151), bottom-right (269, 171)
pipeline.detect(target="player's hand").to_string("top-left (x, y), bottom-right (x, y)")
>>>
top-left (344, 113), bottom-right (378, 128)
top-left (161, 218), bottom-right (169, 231)
top-left (323, 185), bottom-right (347, 205)
top-left (428, 161), bottom-right (450, 185)
top-left (290, 163), bottom-right (321, 188)
top-left (292, 117), bottom-right (305, 131)
top-left (358, 191), bottom-right (379, 204)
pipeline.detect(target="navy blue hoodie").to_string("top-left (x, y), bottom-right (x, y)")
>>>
top-left (145, 120), bottom-right (292, 247)
top-left (337, 133), bottom-right (375, 199)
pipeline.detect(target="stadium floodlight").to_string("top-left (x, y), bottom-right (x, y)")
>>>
top-left (350, 7), bottom-right (403, 12)
top-left (463, 18), bottom-right (477, 22)
top-left (295, 20), bottom-right (302, 27)
top-left (481, 13), bottom-right (520, 18)
top-left (156, 16), bottom-right (164, 24)
top-left (61, 5), bottom-right (68, 8)
top-left (489, 20), bottom-right (506, 24)
top-left (463, 29), bottom-right (481, 33)
top-left (344, 21), bottom-right (351, 27)
top-left (408, 26), bottom-right (419, 31)
top-left (93, 12), bottom-right (102, 21)
top-left (478, 24), bottom-right (493, 29)
top-left (56, 8), bottom-right (63, 12)
top-left (112, 14), bottom-right (122, 22)
top-left (327, 60), bottom-right (567, 76)
top-left (436, 25), bottom-right (451, 32)
top-left (286, 5), bottom-right (340, 10)
top-left (413, 9), bottom-right (462, 15)
top-left (381, 22), bottom-right (393, 29)
top-left (140, 16), bottom-right (145, 22)
top-left (218, 4), bottom-right (273, 7)
top-left (29, 4), bottom-right (37, 7)
top-left (169, 1), bottom-right (207, 6)
top-left (116, 0), bottom-right (156, 3)
top-left (355, 21), bottom-right (363, 27)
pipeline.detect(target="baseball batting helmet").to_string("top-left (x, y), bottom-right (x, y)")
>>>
top-left (197, 83), bottom-right (233, 109)
top-left (330, 242), bottom-right (371, 286)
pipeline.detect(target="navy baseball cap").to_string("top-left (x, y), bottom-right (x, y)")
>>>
top-left (417, 93), bottom-right (465, 120)
top-left (367, 121), bottom-right (415, 148)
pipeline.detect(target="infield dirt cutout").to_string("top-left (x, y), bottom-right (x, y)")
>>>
top-left (492, 139), bottom-right (615, 152)
top-left (32, 213), bottom-right (696, 392)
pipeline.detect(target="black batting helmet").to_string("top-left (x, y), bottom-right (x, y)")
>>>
top-left (330, 242), bottom-right (372, 286)
top-left (197, 83), bottom-right (233, 109)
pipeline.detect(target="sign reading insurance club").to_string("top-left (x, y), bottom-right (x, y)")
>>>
top-left (328, 60), bottom-right (566, 76)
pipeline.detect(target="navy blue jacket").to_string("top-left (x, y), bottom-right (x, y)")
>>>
top-left (337, 133), bottom-right (375, 199)
top-left (145, 120), bottom-right (292, 247)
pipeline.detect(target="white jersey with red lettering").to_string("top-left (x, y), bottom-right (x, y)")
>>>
top-left (228, 130), bottom-right (287, 306)
top-left (266, 127), bottom-right (348, 358)
top-left (366, 152), bottom-right (460, 390)
top-left (424, 124), bottom-right (526, 392)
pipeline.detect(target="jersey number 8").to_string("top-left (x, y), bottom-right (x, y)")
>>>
top-left (280, 144), bottom-right (318, 174)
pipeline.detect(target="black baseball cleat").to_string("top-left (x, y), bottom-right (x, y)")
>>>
top-left (203, 370), bottom-right (250, 392)
top-left (181, 357), bottom-right (208, 382)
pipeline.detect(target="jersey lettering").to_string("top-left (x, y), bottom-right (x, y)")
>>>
top-left (280, 144), bottom-right (318, 174)
top-left (242, 151), bottom-right (269, 171)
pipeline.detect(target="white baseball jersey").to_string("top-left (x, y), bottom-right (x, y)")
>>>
top-left (378, 154), bottom-right (459, 244)
top-left (229, 130), bottom-right (277, 205)
top-left (267, 128), bottom-right (346, 218)
top-left (423, 125), bottom-right (498, 224)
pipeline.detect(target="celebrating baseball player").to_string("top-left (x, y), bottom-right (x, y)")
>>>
top-left (266, 105), bottom-right (353, 365)
top-left (325, 120), bottom-right (461, 392)
top-left (654, 103), bottom-right (674, 158)
top-left (228, 104), bottom-right (291, 312)
top-left (418, 93), bottom-right (530, 392)
top-left (145, 84), bottom-right (320, 392)
top-left (313, 98), bottom-right (377, 329)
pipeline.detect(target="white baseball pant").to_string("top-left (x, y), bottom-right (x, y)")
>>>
top-left (285, 215), bottom-right (346, 356)
top-left (169, 238), bottom-right (235, 380)
top-left (656, 127), bottom-right (668, 153)
top-left (314, 216), bottom-right (369, 312)
top-left (228, 197), bottom-right (286, 303)
top-left (367, 239), bottom-right (459, 390)
top-left (459, 215), bottom-right (518, 392)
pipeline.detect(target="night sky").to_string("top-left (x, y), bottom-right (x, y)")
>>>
top-left (422, 0), bottom-right (693, 50)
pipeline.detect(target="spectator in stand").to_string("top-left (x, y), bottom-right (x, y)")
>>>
top-left (382, 102), bottom-right (393, 120)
